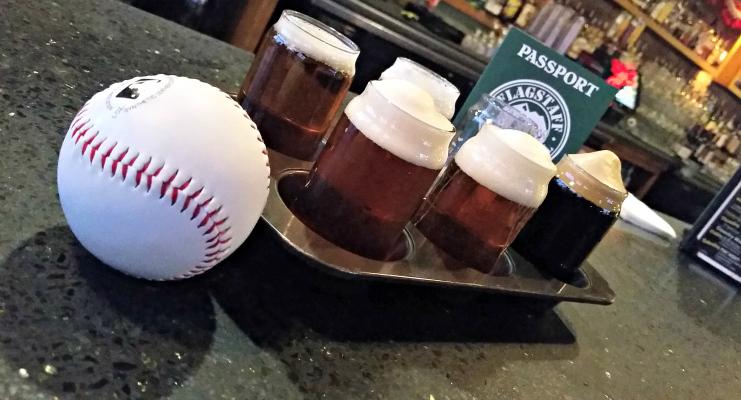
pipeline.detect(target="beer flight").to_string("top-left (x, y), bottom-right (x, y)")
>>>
top-left (239, 10), bottom-right (628, 280)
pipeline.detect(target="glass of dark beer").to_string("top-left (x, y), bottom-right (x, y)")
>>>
top-left (291, 79), bottom-right (455, 260)
top-left (238, 10), bottom-right (360, 160)
top-left (380, 57), bottom-right (460, 119)
top-left (415, 125), bottom-right (557, 273)
top-left (512, 151), bottom-right (628, 279)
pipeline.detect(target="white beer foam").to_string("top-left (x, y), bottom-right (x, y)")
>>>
top-left (455, 125), bottom-right (557, 208)
top-left (569, 151), bottom-right (627, 193)
top-left (380, 58), bottom-right (460, 119)
top-left (345, 79), bottom-right (455, 170)
top-left (275, 11), bottom-right (359, 74)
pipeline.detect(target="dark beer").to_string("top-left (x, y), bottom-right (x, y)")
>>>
top-left (416, 125), bottom-right (556, 273)
top-left (238, 10), bottom-right (359, 160)
top-left (513, 151), bottom-right (628, 279)
top-left (290, 79), bottom-right (455, 260)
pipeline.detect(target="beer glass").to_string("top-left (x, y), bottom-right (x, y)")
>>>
top-left (291, 79), bottom-right (455, 260)
top-left (451, 94), bottom-right (541, 154)
top-left (238, 10), bottom-right (360, 160)
top-left (416, 125), bottom-right (557, 273)
top-left (380, 57), bottom-right (460, 119)
top-left (512, 151), bottom-right (628, 279)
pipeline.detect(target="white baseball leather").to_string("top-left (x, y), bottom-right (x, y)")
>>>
top-left (57, 75), bottom-right (270, 280)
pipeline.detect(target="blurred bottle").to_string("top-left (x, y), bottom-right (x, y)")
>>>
top-left (650, 1), bottom-right (675, 24)
top-left (484, 0), bottom-right (505, 16)
top-left (607, 12), bottom-right (632, 43)
top-left (501, 0), bottom-right (523, 22)
top-left (514, 0), bottom-right (538, 27)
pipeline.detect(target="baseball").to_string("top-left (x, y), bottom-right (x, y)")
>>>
top-left (57, 75), bottom-right (270, 280)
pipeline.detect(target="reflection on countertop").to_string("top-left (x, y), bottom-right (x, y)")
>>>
top-left (1, 0), bottom-right (741, 399)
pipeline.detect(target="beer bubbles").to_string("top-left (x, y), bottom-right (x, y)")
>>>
top-left (344, 79), bottom-right (455, 169)
top-left (274, 10), bottom-right (359, 75)
top-left (454, 125), bottom-right (557, 208)
top-left (292, 78), bottom-right (455, 260)
top-left (416, 125), bottom-right (556, 272)
top-left (513, 150), bottom-right (629, 279)
top-left (238, 10), bottom-right (360, 160)
top-left (380, 58), bottom-right (460, 119)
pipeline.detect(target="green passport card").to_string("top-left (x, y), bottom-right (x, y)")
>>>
top-left (454, 28), bottom-right (618, 160)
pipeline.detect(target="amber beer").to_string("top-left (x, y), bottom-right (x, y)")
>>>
top-left (291, 79), bottom-right (455, 260)
top-left (238, 10), bottom-right (359, 160)
top-left (513, 151), bottom-right (628, 279)
top-left (416, 125), bottom-right (556, 273)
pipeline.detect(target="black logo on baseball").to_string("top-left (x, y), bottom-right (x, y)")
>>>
top-left (116, 78), bottom-right (163, 100)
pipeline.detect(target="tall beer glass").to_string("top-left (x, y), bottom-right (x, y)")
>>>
top-left (416, 125), bottom-right (556, 273)
top-left (238, 10), bottom-right (360, 160)
top-left (291, 79), bottom-right (455, 260)
top-left (512, 151), bottom-right (628, 279)
top-left (380, 57), bottom-right (460, 119)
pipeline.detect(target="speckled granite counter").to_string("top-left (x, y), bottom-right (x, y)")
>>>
top-left (2, 1), bottom-right (741, 399)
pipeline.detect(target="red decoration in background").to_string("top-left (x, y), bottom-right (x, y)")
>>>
top-left (721, 0), bottom-right (741, 29)
top-left (606, 59), bottom-right (637, 90)
top-left (704, 0), bottom-right (741, 29)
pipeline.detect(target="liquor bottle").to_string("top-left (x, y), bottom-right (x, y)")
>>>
top-left (484, 0), bottom-right (505, 16)
top-left (502, 0), bottom-right (523, 22)
top-left (607, 12), bottom-right (632, 43)
top-left (650, 1), bottom-right (675, 24)
top-left (515, 0), bottom-right (538, 27)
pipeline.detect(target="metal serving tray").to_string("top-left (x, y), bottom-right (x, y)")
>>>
top-left (260, 150), bottom-right (615, 305)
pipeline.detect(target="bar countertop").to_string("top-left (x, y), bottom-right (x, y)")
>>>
top-left (2, 1), bottom-right (741, 399)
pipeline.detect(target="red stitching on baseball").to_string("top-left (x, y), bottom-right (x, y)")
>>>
top-left (205, 227), bottom-right (231, 242)
top-left (100, 142), bottom-right (116, 168)
top-left (111, 148), bottom-right (129, 176)
top-left (74, 126), bottom-right (91, 144)
top-left (148, 165), bottom-right (163, 191)
top-left (135, 158), bottom-right (151, 188)
top-left (204, 248), bottom-right (228, 258)
top-left (181, 187), bottom-right (203, 212)
top-left (197, 206), bottom-right (222, 228)
top-left (191, 196), bottom-right (213, 220)
top-left (203, 217), bottom-right (227, 235)
top-left (67, 99), bottom-right (244, 280)
top-left (160, 170), bottom-right (178, 199)
top-left (80, 132), bottom-right (99, 156)
top-left (206, 237), bottom-right (231, 249)
top-left (122, 154), bottom-right (137, 180)
top-left (170, 177), bottom-right (192, 205)
top-left (89, 140), bottom-right (104, 163)
top-left (72, 120), bottom-right (90, 139)
top-left (72, 111), bottom-right (88, 124)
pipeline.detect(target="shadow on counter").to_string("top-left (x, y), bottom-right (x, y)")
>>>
top-left (675, 252), bottom-right (741, 345)
top-left (0, 226), bottom-right (215, 399)
top-left (208, 221), bottom-right (577, 345)
top-left (208, 221), bottom-right (579, 397)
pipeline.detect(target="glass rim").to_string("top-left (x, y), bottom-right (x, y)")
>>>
top-left (281, 10), bottom-right (360, 54)
top-left (479, 94), bottom-right (539, 131)
top-left (367, 80), bottom-right (455, 135)
top-left (394, 57), bottom-right (459, 92)
top-left (560, 155), bottom-right (629, 201)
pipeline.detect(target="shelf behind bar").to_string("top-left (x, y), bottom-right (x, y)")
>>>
top-left (442, 0), bottom-right (496, 28)
top-left (612, 0), bottom-right (718, 74)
